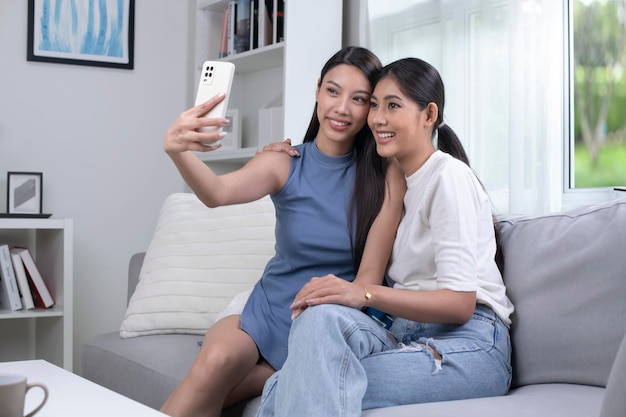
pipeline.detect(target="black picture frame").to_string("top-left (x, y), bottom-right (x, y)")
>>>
top-left (27, 0), bottom-right (135, 70)
top-left (6, 172), bottom-right (43, 215)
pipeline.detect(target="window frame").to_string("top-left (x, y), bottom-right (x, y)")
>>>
top-left (562, 0), bottom-right (625, 210)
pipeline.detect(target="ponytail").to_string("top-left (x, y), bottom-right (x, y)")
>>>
top-left (437, 123), bottom-right (470, 167)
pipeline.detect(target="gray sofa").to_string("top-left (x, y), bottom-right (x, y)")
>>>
top-left (82, 196), bottom-right (626, 417)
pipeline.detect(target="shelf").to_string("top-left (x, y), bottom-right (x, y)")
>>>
top-left (195, 0), bottom-right (284, 74)
top-left (196, 43), bottom-right (284, 73)
top-left (221, 43), bottom-right (284, 73)
top-left (0, 219), bottom-right (73, 370)
top-left (0, 218), bottom-right (67, 229)
top-left (194, 0), bottom-right (341, 170)
top-left (0, 306), bottom-right (64, 319)
top-left (197, 0), bottom-right (227, 12)
top-left (196, 147), bottom-right (258, 163)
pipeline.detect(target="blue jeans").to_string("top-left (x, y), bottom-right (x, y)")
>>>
top-left (256, 304), bottom-right (511, 417)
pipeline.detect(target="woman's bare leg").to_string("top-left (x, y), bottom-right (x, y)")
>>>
top-left (223, 360), bottom-right (275, 408)
top-left (160, 315), bottom-right (260, 417)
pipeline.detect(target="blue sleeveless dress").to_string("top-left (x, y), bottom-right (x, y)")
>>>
top-left (240, 140), bottom-right (357, 369)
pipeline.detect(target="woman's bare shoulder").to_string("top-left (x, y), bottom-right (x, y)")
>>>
top-left (245, 149), bottom-right (294, 190)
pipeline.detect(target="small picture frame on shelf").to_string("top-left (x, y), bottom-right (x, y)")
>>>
top-left (222, 109), bottom-right (242, 149)
top-left (6, 172), bottom-right (43, 215)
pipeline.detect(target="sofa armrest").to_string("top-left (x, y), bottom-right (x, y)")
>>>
top-left (127, 252), bottom-right (146, 305)
top-left (600, 333), bottom-right (626, 417)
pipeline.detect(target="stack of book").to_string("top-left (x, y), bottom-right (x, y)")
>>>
top-left (219, 0), bottom-right (285, 58)
top-left (0, 244), bottom-right (54, 311)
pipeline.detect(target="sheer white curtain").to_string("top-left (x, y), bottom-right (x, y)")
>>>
top-left (365, 0), bottom-right (564, 215)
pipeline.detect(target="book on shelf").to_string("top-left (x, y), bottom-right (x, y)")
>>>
top-left (258, 0), bottom-right (273, 47)
top-left (0, 244), bottom-right (22, 311)
top-left (273, 0), bottom-right (284, 43)
top-left (10, 250), bottom-right (35, 310)
top-left (227, 0), bottom-right (238, 56)
top-left (250, 0), bottom-right (258, 50)
top-left (236, 0), bottom-right (251, 53)
top-left (218, 6), bottom-right (229, 58)
top-left (11, 247), bottom-right (54, 309)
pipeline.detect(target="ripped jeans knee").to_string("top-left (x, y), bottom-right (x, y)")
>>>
top-left (397, 339), bottom-right (443, 374)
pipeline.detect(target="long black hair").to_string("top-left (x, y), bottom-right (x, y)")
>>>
top-left (374, 58), bottom-right (470, 166)
top-left (302, 46), bottom-right (386, 273)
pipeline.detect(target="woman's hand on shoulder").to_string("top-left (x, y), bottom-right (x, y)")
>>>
top-left (255, 138), bottom-right (300, 158)
top-left (222, 142), bottom-right (293, 199)
top-left (290, 275), bottom-right (368, 319)
top-left (164, 93), bottom-right (230, 154)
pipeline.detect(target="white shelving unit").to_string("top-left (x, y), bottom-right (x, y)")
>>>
top-left (0, 218), bottom-right (73, 371)
top-left (193, 0), bottom-right (343, 170)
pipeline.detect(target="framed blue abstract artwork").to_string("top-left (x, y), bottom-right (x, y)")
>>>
top-left (27, 0), bottom-right (135, 69)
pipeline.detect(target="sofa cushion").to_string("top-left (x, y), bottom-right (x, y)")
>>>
top-left (82, 331), bottom-right (254, 417)
top-left (496, 198), bottom-right (626, 388)
top-left (238, 385), bottom-right (604, 417)
top-left (119, 193), bottom-right (276, 338)
top-left (362, 384), bottom-right (604, 417)
top-left (599, 333), bottom-right (626, 417)
top-left (82, 332), bottom-right (202, 410)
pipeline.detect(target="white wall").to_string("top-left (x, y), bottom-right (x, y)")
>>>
top-left (0, 0), bottom-right (193, 372)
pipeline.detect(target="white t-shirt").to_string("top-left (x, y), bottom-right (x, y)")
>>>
top-left (388, 151), bottom-right (514, 326)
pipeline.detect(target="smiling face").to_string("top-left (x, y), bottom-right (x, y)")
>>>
top-left (314, 64), bottom-right (372, 156)
top-left (368, 76), bottom-right (438, 175)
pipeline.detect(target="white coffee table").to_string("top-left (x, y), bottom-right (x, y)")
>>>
top-left (0, 360), bottom-right (167, 416)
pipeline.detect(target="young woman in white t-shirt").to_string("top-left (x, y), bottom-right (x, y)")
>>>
top-left (256, 57), bottom-right (514, 417)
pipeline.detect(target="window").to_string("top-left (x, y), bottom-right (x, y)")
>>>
top-left (569, 0), bottom-right (626, 190)
top-left (364, 0), bottom-right (624, 215)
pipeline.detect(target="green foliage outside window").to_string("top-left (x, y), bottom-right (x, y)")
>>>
top-left (573, 0), bottom-right (626, 188)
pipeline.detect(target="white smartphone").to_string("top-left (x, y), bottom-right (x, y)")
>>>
top-left (194, 60), bottom-right (235, 143)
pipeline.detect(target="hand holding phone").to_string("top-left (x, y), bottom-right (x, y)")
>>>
top-left (194, 61), bottom-right (235, 145)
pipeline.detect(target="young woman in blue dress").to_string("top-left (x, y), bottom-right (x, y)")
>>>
top-left (159, 47), bottom-right (405, 417)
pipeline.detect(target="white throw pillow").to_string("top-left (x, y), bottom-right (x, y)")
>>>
top-left (120, 193), bottom-right (276, 338)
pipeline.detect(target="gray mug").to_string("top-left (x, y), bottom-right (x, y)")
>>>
top-left (0, 374), bottom-right (48, 417)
